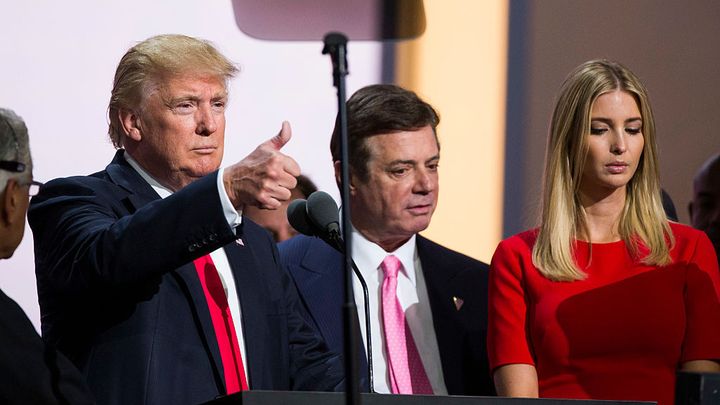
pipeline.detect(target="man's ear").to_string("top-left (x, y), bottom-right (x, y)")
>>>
top-left (118, 108), bottom-right (143, 142)
top-left (1, 180), bottom-right (21, 226)
top-left (333, 161), bottom-right (356, 193)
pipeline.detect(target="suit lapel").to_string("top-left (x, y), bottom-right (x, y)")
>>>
top-left (223, 235), bottom-right (267, 388)
top-left (105, 150), bottom-right (160, 209)
top-left (417, 236), bottom-right (465, 394)
top-left (105, 149), bottom-right (160, 202)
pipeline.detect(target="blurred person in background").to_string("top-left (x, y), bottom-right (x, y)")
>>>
top-left (244, 174), bottom-right (317, 242)
top-left (689, 153), bottom-right (720, 260)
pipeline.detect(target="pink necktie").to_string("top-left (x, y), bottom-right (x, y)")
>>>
top-left (381, 255), bottom-right (433, 395)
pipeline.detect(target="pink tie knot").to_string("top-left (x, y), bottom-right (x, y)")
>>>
top-left (381, 255), bottom-right (402, 279)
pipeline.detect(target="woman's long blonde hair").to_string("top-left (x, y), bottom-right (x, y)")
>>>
top-left (532, 59), bottom-right (673, 281)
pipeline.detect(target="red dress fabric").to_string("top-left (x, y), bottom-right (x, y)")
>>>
top-left (488, 222), bottom-right (720, 405)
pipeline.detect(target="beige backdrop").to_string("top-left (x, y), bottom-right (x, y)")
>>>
top-left (397, 1), bottom-right (720, 265)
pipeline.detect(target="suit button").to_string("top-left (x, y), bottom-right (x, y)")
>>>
top-left (188, 243), bottom-right (199, 252)
top-left (209, 234), bottom-right (217, 242)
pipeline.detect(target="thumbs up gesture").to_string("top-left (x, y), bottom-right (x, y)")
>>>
top-left (224, 121), bottom-right (301, 210)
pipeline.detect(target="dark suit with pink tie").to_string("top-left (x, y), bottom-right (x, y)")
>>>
top-left (278, 234), bottom-right (494, 396)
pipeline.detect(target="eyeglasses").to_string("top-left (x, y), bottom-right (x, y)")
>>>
top-left (0, 160), bottom-right (26, 173)
top-left (2, 113), bottom-right (38, 195)
top-left (20, 180), bottom-right (43, 197)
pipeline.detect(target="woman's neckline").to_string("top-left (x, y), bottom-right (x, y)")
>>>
top-left (575, 238), bottom-right (625, 247)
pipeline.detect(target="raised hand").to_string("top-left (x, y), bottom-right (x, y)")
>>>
top-left (223, 121), bottom-right (301, 210)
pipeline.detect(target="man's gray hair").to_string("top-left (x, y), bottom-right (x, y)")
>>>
top-left (0, 108), bottom-right (32, 192)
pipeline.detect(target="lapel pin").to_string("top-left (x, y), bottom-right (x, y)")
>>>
top-left (453, 296), bottom-right (464, 311)
top-left (236, 238), bottom-right (245, 246)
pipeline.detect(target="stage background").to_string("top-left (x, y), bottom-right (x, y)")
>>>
top-left (0, 0), bottom-right (383, 329)
top-left (1, 1), bottom-right (719, 331)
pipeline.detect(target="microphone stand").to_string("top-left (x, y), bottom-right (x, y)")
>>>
top-left (303, 190), bottom-right (375, 393)
top-left (325, 235), bottom-right (373, 393)
top-left (350, 259), bottom-right (374, 393)
top-left (323, 32), bottom-right (359, 405)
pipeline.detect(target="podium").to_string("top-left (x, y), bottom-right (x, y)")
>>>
top-left (675, 372), bottom-right (720, 405)
top-left (201, 391), bottom-right (654, 405)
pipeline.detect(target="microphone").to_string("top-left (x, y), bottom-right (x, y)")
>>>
top-left (306, 191), bottom-right (342, 242)
top-left (287, 199), bottom-right (320, 237)
top-left (288, 197), bottom-right (373, 388)
top-left (297, 191), bottom-right (375, 392)
top-left (288, 198), bottom-right (342, 252)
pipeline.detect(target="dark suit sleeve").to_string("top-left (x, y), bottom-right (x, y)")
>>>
top-left (269, 236), bottom-right (345, 391)
top-left (28, 172), bottom-right (237, 294)
top-left (0, 291), bottom-right (95, 405)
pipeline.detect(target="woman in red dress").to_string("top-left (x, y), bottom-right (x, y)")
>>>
top-left (488, 59), bottom-right (720, 405)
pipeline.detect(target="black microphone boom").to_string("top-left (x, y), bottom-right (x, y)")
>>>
top-left (302, 191), bottom-right (375, 392)
top-left (289, 195), bottom-right (342, 251)
top-left (288, 195), bottom-right (373, 390)
top-left (306, 191), bottom-right (342, 240)
top-left (231, 3), bottom-right (428, 402)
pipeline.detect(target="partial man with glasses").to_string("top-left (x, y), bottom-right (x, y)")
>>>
top-left (0, 108), bottom-right (94, 404)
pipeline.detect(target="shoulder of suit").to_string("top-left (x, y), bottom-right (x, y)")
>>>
top-left (277, 234), bottom-right (338, 265)
top-left (417, 235), bottom-right (489, 270)
top-left (241, 216), bottom-right (266, 234)
top-left (278, 234), bottom-right (317, 257)
top-left (32, 171), bottom-right (117, 203)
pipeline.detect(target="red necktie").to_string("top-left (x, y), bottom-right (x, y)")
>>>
top-left (193, 254), bottom-right (249, 393)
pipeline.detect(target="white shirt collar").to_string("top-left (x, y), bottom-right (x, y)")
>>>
top-left (350, 224), bottom-right (418, 287)
top-left (123, 151), bottom-right (174, 198)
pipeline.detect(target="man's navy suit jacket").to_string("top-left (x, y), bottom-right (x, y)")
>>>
top-left (278, 234), bottom-right (495, 396)
top-left (0, 289), bottom-right (94, 404)
top-left (28, 151), bottom-right (342, 405)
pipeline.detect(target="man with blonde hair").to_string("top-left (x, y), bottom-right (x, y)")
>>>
top-left (28, 35), bottom-right (342, 405)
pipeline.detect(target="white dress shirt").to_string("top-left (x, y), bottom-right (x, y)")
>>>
top-left (124, 152), bottom-right (248, 381)
top-left (350, 226), bottom-right (447, 394)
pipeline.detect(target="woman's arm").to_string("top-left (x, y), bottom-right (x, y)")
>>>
top-left (493, 364), bottom-right (539, 397)
top-left (681, 231), bottom-right (720, 369)
top-left (681, 360), bottom-right (720, 372)
top-left (488, 238), bottom-right (539, 397)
